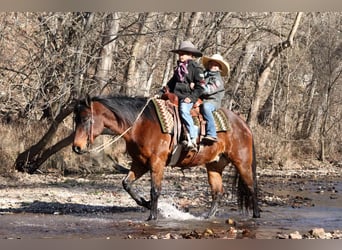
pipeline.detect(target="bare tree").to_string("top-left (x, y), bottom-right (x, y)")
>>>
top-left (94, 12), bottom-right (120, 95)
top-left (0, 12), bottom-right (340, 174)
top-left (313, 20), bottom-right (342, 161)
top-left (13, 13), bottom-right (104, 172)
top-left (122, 13), bottom-right (151, 95)
top-left (247, 12), bottom-right (303, 128)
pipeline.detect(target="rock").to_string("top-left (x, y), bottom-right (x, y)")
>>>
top-left (162, 233), bottom-right (171, 239)
top-left (203, 228), bottom-right (214, 236)
top-left (276, 233), bottom-right (288, 239)
top-left (329, 194), bottom-right (338, 199)
top-left (309, 228), bottom-right (325, 238)
top-left (324, 232), bottom-right (333, 239)
top-left (289, 231), bottom-right (302, 239)
top-left (332, 230), bottom-right (342, 239)
top-left (226, 218), bottom-right (236, 226)
top-left (227, 227), bottom-right (237, 234)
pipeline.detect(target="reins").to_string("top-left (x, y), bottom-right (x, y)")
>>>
top-left (87, 97), bottom-right (153, 153)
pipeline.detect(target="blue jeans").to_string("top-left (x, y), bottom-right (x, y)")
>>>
top-left (201, 102), bottom-right (217, 138)
top-left (179, 102), bottom-right (197, 140)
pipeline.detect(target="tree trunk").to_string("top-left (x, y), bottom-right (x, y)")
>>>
top-left (72, 12), bottom-right (95, 98)
top-left (15, 102), bottom-right (75, 173)
top-left (122, 13), bottom-right (151, 96)
top-left (248, 12), bottom-right (303, 128)
top-left (94, 13), bottom-right (120, 95)
top-left (162, 13), bottom-right (183, 86)
top-left (184, 12), bottom-right (201, 40)
top-left (298, 78), bottom-right (318, 138)
top-left (145, 37), bottom-right (163, 96)
top-left (228, 42), bottom-right (258, 109)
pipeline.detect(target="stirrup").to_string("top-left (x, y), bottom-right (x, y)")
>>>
top-left (202, 135), bottom-right (217, 142)
top-left (187, 140), bottom-right (198, 152)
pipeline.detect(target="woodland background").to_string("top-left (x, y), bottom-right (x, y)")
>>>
top-left (0, 12), bottom-right (341, 176)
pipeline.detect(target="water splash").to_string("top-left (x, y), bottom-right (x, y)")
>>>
top-left (158, 199), bottom-right (202, 220)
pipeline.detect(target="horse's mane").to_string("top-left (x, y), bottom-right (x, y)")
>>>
top-left (91, 95), bottom-right (154, 126)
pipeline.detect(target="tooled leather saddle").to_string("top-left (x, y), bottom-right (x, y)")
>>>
top-left (160, 88), bottom-right (206, 146)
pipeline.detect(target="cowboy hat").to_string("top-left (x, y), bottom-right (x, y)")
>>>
top-left (202, 53), bottom-right (230, 76)
top-left (170, 41), bottom-right (203, 57)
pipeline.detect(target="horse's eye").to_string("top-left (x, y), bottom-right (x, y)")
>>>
top-left (81, 117), bottom-right (89, 123)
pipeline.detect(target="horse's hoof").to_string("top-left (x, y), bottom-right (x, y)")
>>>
top-left (147, 214), bottom-right (157, 221)
top-left (205, 212), bottom-right (215, 219)
top-left (141, 198), bottom-right (152, 210)
top-left (253, 213), bottom-right (261, 218)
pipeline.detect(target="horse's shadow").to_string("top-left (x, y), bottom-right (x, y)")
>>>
top-left (0, 200), bottom-right (144, 216)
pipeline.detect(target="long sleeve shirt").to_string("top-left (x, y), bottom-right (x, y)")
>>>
top-left (201, 70), bottom-right (225, 108)
top-left (165, 60), bottom-right (205, 103)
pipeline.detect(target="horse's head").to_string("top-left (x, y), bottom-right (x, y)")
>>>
top-left (72, 94), bottom-right (151, 155)
top-left (72, 95), bottom-right (104, 154)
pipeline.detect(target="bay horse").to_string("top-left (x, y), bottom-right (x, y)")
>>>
top-left (72, 95), bottom-right (260, 220)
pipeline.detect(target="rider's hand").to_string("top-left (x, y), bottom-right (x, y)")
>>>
top-left (183, 97), bottom-right (192, 103)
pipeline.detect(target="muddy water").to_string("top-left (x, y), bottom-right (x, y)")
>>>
top-left (255, 180), bottom-right (342, 238)
top-left (0, 178), bottom-right (341, 239)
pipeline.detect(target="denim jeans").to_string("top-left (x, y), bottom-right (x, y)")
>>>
top-left (201, 102), bottom-right (217, 138)
top-left (179, 102), bottom-right (197, 140)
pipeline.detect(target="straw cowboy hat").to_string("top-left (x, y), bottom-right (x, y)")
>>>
top-left (202, 53), bottom-right (230, 76)
top-left (170, 41), bottom-right (203, 57)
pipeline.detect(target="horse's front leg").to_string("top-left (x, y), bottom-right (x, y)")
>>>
top-left (122, 165), bottom-right (151, 209)
top-left (147, 162), bottom-right (165, 220)
top-left (206, 162), bottom-right (225, 218)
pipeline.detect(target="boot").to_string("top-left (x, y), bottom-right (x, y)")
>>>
top-left (203, 135), bottom-right (217, 142)
top-left (187, 138), bottom-right (198, 152)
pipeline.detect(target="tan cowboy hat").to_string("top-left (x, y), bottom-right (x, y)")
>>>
top-left (170, 40), bottom-right (203, 57)
top-left (202, 53), bottom-right (230, 76)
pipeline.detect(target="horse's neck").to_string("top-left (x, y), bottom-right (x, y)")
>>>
top-left (102, 111), bottom-right (132, 137)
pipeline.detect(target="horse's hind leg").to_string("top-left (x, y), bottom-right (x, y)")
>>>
top-left (232, 153), bottom-right (260, 218)
top-left (122, 164), bottom-right (151, 209)
top-left (205, 159), bottom-right (226, 218)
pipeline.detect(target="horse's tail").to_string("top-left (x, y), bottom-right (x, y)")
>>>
top-left (252, 138), bottom-right (258, 198)
top-left (235, 137), bottom-right (258, 214)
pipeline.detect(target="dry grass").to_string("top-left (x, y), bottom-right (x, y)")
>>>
top-left (0, 119), bottom-right (131, 177)
top-left (1, 123), bottom-right (26, 175)
top-left (253, 126), bottom-right (320, 169)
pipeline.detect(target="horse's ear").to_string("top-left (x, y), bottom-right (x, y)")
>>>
top-left (85, 94), bottom-right (92, 107)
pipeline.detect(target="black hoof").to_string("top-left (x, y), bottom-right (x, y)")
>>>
top-left (253, 213), bottom-right (261, 218)
top-left (140, 198), bottom-right (152, 210)
top-left (147, 214), bottom-right (157, 221)
top-left (253, 209), bottom-right (261, 218)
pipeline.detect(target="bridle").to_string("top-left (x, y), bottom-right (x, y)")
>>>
top-left (86, 101), bottom-right (94, 148)
top-left (77, 97), bottom-right (153, 153)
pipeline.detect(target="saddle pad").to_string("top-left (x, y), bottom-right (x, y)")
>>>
top-left (212, 108), bottom-right (230, 132)
top-left (152, 98), bottom-right (230, 134)
top-left (193, 108), bottom-right (230, 132)
top-left (152, 98), bottom-right (174, 134)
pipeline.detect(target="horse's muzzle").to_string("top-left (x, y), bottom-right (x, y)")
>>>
top-left (72, 145), bottom-right (85, 154)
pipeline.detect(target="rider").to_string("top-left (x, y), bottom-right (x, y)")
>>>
top-left (157, 41), bottom-right (205, 151)
top-left (200, 53), bottom-right (229, 142)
